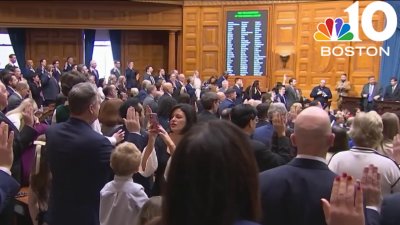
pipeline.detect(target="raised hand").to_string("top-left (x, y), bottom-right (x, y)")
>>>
top-left (22, 105), bottom-right (35, 127)
top-left (272, 112), bottom-right (286, 137)
top-left (0, 122), bottom-right (15, 170)
top-left (124, 107), bottom-right (140, 133)
top-left (112, 129), bottom-right (125, 144)
top-left (361, 165), bottom-right (382, 208)
top-left (321, 174), bottom-right (365, 225)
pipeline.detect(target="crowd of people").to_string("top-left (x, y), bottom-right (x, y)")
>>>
top-left (0, 53), bottom-right (399, 225)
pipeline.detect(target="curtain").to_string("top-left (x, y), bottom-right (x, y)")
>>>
top-left (109, 30), bottom-right (121, 61)
top-left (379, 1), bottom-right (400, 85)
top-left (7, 28), bottom-right (26, 71)
top-left (84, 29), bottom-right (96, 67)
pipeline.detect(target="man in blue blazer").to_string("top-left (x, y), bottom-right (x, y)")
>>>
top-left (218, 88), bottom-right (236, 113)
top-left (45, 83), bottom-right (113, 225)
top-left (259, 106), bottom-right (336, 225)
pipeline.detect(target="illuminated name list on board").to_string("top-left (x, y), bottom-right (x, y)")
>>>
top-left (226, 10), bottom-right (267, 76)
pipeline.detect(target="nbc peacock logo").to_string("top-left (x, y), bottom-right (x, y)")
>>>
top-left (314, 18), bottom-right (354, 41)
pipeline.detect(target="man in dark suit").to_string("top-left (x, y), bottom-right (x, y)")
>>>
top-left (260, 106), bottom-right (336, 225)
top-left (0, 82), bottom-right (36, 224)
top-left (218, 88), bottom-right (236, 113)
top-left (231, 104), bottom-right (292, 172)
top-left (89, 60), bottom-right (100, 86)
top-left (285, 78), bottom-right (300, 109)
top-left (45, 82), bottom-right (113, 225)
top-left (383, 77), bottom-right (400, 101)
top-left (197, 92), bottom-right (219, 122)
top-left (36, 59), bottom-right (47, 78)
top-left (0, 122), bottom-right (20, 214)
top-left (4, 54), bottom-right (17, 71)
top-left (361, 76), bottom-right (383, 112)
top-left (52, 60), bottom-right (62, 83)
top-left (381, 193), bottom-right (400, 225)
top-left (310, 80), bottom-right (332, 109)
top-left (7, 81), bottom-right (30, 112)
top-left (125, 61), bottom-right (138, 89)
top-left (63, 56), bottom-right (74, 72)
top-left (274, 86), bottom-right (287, 109)
top-left (41, 67), bottom-right (60, 106)
top-left (233, 78), bottom-right (244, 105)
top-left (110, 60), bottom-right (121, 79)
top-left (2, 74), bottom-right (18, 98)
top-left (143, 66), bottom-right (155, 85)
top-left (24, 59), bottom-right (36, 80)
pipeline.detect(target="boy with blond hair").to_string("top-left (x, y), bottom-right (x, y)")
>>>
top-left (100, 143), bottom-right (149, 225)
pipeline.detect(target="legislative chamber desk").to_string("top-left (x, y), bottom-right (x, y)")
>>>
top-left (341, 96), bottom-right (400, 117)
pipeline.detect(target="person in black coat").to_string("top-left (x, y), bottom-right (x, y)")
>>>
top-left (383, 77), bottom-right (400, 101)
top-left (52, 60), bottom-right (62, 83)
top-left (381, 193), bottom-right (400, 225)
top-left (125, 61), bottom-right (138, 89)
top-left (310, 80), bottom-right (332, 109)
top-left (45, 83), bottom-right (113, 225)
top-left (197, 92), bottom-right (219, 123)
top-left (41, 65), bottom-right (60, 106)
top-left (28, 74), bottom-right (44, 109)
top-left (233, 78), bottom-right (244, 105)
top-left (230, 104), bottom-right (292, 172)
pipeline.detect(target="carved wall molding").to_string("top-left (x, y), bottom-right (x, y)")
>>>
top-left (183, 0), bottom-right (318, 6)
top-left (0, 1), bottom-right (182, 30)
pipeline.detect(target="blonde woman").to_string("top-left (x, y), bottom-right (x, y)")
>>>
top-left (377, 112), bottom-right (400, 158)
top-left (6, 98), bottom-right (38, 131)
top-left (328, 111), bottom-right (400, 196)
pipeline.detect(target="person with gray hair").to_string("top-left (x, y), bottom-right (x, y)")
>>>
top-left (253, 102), bottom-right (288, 147)
top-left (329, 111), bottom-right (400, 196)
top-left (45, 82), bottom-right (115, 225)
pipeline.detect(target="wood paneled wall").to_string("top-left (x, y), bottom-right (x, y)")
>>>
top-left (26, 29), bottom-right (83, 67)
top-left (182, 1), bottom-right (385, 106)
top-left (0, 1), bottom-right (182, 30)
top-left (121, 30), bottom-right (169, 76)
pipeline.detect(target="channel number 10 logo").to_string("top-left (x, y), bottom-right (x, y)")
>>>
top-left (314, 1), bottom-right (397, 42)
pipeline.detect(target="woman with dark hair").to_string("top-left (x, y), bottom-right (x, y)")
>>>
top-left (326, 126), bottom-right (349, 162)
top-left (249, 80), bottom-right (262, 100)
top-left (28, 73), bottom-right (43, 109)
top-left (150, 103), bottom-right (197, 196)
top-left (157, 97), bottom-right (177, 130)
top-left (163, 120), bottom-right (261, 225)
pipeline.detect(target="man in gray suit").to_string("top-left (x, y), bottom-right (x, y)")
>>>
top-left (7, 82), bottom-right (30, 112)
top-left (361, 76), bottom-right (383, 112)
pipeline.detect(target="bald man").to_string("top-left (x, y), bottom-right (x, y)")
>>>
top-left (259, 106), bottom-right (336, 225)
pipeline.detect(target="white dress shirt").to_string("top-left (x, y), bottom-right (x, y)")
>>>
top-left (100, 176), bottom-right (148, 225)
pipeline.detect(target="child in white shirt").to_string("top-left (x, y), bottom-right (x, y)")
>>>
top-left (100, 142), bottom-right (149, 225)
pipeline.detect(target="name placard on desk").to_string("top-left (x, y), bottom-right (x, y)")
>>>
top-left (226, 10), bottom-right (268, 76)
